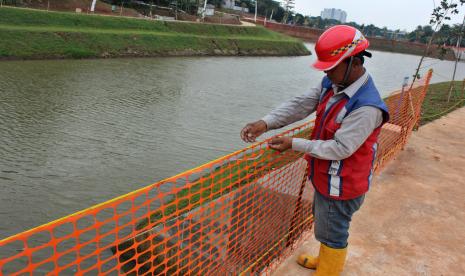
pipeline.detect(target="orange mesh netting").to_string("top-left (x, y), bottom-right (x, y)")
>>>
top-left (0, 70), bottom-right (432, 276)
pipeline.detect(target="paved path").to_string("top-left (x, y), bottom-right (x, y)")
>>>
top-left (273, 107), bottom-right (465, 275)
top-left (240, 20), bottom-right (256, 26)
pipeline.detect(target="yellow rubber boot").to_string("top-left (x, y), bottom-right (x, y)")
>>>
top-left (314, 244), bottom-right (347, 276)
top-left (296, 243), bottom-right (323, 269)
top-left (296, 253), bottom-right (318, 269)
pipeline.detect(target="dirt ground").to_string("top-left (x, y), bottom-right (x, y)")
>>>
top-left (273, 107), bottom-right (465, 275)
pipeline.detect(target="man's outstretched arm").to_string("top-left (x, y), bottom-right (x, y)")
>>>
top-left (269, 107), bottom-right (383, 160)
top-left (241, 84), bottom-right (322, 143)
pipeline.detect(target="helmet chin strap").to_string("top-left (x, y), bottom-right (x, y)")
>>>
top-left (337, 56), bottom-right (354, 89)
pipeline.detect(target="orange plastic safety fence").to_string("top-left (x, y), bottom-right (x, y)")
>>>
top-left (0, 70), bottom-right (432, 276)
top-left (375, 70), bottom-right (433, 172)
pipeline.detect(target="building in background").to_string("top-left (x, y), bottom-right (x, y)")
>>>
top-left (321, 8), bottom-right (347, 23)
top-left (222, 0), bottom-right (249, 13)
top-left (222, 0), bottom-right (235, 9)
top-left (198, 4), bottom-right (215, 16)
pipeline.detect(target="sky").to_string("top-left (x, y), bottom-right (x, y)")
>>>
top-left (293, 0), bottom-right (465, 32)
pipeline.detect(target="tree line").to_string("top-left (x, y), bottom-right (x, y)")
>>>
top-left (3, 0), bottom-right (463, 46)
top-left (122, 0), bottom-right (464, 47)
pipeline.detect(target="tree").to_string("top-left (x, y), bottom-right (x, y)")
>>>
top-left (281, 0), bottom-right (294, 24)
top-left (303, 16), bottom-right (311, 27)
top-left (448, 14), bottom-right (465, 102)
top-left (293, 13), bottom-right (304, 25)
top-left (410, 0), bottom-right (465, 90)
top-left (382, 27), bottom-right (388, 38)
top-left (235, 0), bottom-right (285, 22)
top-left (209, 0), bottom-right (222, 8)
top-left (255, 0), bottom-right (283, 20)
top-left (241, 2), bottom-right (247, 12)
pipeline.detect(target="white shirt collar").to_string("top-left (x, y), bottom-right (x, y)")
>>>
top-left (332, 70), bottom-right (369, 98)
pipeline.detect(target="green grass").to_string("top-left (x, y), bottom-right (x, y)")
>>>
top-left (420, 80), bottom-right (465, 125)
top-left (0, 7), bottom-right (288, 39)
top-left (0, 7), bottom-right (310, 59)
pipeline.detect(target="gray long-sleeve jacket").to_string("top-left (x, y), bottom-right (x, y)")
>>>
top-left (262, 71), bottom-right (383, 161)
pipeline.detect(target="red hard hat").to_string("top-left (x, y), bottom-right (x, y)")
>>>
top-left (313, 25), bottom-right (369, 71)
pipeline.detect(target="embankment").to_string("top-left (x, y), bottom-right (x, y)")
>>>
top-left (0, 7), bottom-right (310, 60)
top-left (246, 19), bottom-right (456, 60)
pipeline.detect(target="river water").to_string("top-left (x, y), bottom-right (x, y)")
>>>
top-left (1, 44), bottom-right (464, 238)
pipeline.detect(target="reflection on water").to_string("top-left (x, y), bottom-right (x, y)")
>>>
top-left (1, 44), bottom-right (464, 238)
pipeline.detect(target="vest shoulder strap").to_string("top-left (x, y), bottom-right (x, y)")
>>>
top-left (319, 76), bottom-right (333, 103)
top-left (344, 76), bottom-right (390, 122)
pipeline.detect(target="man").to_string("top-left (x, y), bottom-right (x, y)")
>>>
top-left (240, 25), bottom-right (389, 275)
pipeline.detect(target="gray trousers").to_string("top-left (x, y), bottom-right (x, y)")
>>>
top-left (313, 190), bottom-right (365, 249)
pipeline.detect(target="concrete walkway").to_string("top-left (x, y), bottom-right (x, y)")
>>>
top-left (273, 107), bottom-right (465, 275)
top-left (240, 20), bottom-right (256, 27)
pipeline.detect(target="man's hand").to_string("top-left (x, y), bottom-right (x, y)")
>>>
top-left (268, 137), bottom-right (293, 152)
top-left (241, 120), bottom-right (267, 143)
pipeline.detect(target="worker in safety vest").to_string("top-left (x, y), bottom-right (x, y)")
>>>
top-left (240, 25), bottom-right (389, 275)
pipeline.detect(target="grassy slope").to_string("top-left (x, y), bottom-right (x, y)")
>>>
top-left (0, 7), bottom-right (310, 59)
top-left (420, 80), bottom-right (465, 125)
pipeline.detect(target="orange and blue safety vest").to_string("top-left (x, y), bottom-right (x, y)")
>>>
top-left (306, 76), bottom-right (389, 200)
